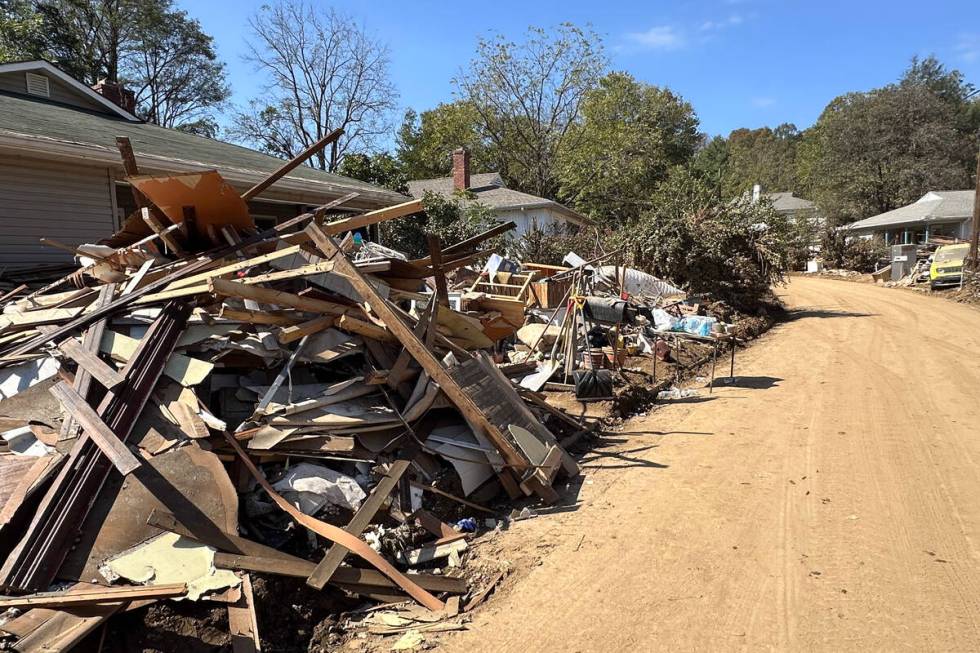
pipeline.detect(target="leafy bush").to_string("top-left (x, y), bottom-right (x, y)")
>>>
top-left (510, 223), bottom-right (603, 266)
top-left (380, 191), bottom-right (503, 259)
top-left (614, 169), bottom-right (791, 311)
top-left (820, 230), bottom-right (887, 272)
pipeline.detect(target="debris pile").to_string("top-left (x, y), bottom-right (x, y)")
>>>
top-left (0, 133), bottom-right (746, 651)
top-left (0, 136), bottom-right (588, 651)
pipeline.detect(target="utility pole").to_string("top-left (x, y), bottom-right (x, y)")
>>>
top-left (972, 148), bottom-right (980, 271)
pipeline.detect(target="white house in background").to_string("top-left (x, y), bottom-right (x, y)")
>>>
top-left (406, 148), bottom-right (589, 237)
top-left (843, 191), bottom-right (975, 245)
top-left (750, 184), bottom-right (821, 224)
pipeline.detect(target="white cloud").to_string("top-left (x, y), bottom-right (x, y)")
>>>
top-left (956, 34), bottom-right (980, 62)
top-left (625, 26), bottom-right (685, 50)
top-left (700, 14), bottom-right (745, 32)
top-left (752, 96), bottom-right (776, 108)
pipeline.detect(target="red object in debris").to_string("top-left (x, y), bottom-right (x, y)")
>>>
top-left (654, 339), bottom-right (671, 362)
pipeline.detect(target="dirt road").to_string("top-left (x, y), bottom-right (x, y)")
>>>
top-left (439, 277), bottom-right (980, 652)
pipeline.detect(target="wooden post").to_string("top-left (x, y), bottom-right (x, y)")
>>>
top-left (426, 234), bottom-right (450, 307)
top-left (970, 148), bottom-right (980, 271)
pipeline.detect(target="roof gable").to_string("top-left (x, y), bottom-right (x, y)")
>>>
top-left (846, 190), bottom-right (976, 230)
top-left (0, 61), bottom-right (139, 121)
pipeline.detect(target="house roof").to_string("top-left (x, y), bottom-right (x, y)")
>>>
top-left (0, 65), bottom-right (405, 210)
top-left (407, 172), bottom-right (589, 226)
top-left (765, 191), bottom-right (816, 213)
top-left (0, 60), bottom-right (140, 121)
top-left (844, 191), bottom-right (976, 231)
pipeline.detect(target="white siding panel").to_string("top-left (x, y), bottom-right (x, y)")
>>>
top-left (495, 207), bottom-right (575, 236)
top-left (0, 157), bottom-right (116, 266)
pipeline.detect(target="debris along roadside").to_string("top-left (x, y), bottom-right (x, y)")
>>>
top-left (0, 129), bottom-right (749, 651)
top-left (0, 130), bottom-right (583, 652)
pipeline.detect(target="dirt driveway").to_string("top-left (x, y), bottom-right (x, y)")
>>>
top-left (438, 277), bottom-right (980, 652)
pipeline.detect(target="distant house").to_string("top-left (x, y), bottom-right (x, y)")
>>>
top-left (750, 184), bottom-right (820, 224)
top-left (0, 60), bottom-right (406, 267)
top-left (406, 148), bottom-right (589, 237)
top-left (843, 191), bottom-right (975, 245)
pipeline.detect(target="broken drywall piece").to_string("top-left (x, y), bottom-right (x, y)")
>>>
top-left (101, 330), bottom-right (213, 386)
top-left (100, 531), bottom-right (240, 601)
top-left (1, 425), bottom-right (55, 457)
top-left (427, 424), bottom-right (495, 496)
top-left (0, 356), bottom-right (60, 401)
top-left (298, 328), bottom-right (363, 364)
top-left (271, 462), bottom-right (366, 515)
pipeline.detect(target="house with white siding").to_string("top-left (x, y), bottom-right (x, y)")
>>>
top-left (406, 148), bottom-right (589, 237)
top-left (0, 60), bottom-right (406, 268)
top-left (842, 191), bottom-right (975, 244)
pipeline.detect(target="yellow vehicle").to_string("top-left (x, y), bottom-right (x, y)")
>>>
top-left (930, 243), bottom-right (971, 289)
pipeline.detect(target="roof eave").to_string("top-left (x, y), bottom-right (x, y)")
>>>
top-left (0, 130), bottom-right (406, 209)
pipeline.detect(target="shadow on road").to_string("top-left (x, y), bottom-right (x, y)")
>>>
top-left (578, 444), bottom-right (669, 471)
top-left (781, 307), bottom-right (874, 321)
top-left (709, 375), bottom-right (782, 390)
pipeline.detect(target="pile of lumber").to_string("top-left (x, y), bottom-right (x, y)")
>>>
top-left (0, 132), bottom-right (582, 651)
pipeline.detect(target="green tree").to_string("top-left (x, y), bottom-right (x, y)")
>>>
top-left (615, 168), bottom-right (791, 311)
top-left (381, 191), bottom-right (503, 259)
top-left (453, 23), bottom-right (607, 198)
top-left (0, 0), bottom-right (228, 131)
top-left (798, 56), bottom-right (977, 225)
top-left (396, 101), bottom-right (492, 180)
top-left (0, 0), bottom-right (43, 61)
top-left (336, 152), bottom-right (408, 193)
top-left (557, 71), bottom-right (700, 225)
top-left (691, 134), bottom-right (729, 199)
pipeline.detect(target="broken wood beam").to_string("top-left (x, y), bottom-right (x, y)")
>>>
top-left (242, 128), bottom-right (344, 201)
top-left (49, 381), bottom-right (142, 476)
top-left (56, 337), bottom-right (125, 391)
top-left (307, 458), bottom-right (412, 590)
top-left (0, 583), bottom-right (187, 609)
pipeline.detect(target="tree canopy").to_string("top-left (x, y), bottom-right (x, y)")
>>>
top-left (797, 56), bottom-right (978, 225)
top-left (557, 71), bottom-right (700, 226)
top-left (453, 23), bottom-right (606, 199)
top-left (396, 101), bottom-right (492, 180)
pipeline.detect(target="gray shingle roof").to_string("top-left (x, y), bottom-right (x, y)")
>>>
top-left (845, 191), bottom-right (976, 231)
top-left (407, 172), bottom-right (588, 226)
top-left (765, 191), bottom-right (816, 213)
top-left (0, 91), bottom-right (405, 207)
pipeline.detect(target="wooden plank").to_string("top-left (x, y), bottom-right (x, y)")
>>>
top-left (227, 574), bottom-right (260, 653)
top-left (278, 315), bottom-right (335, 344)
top-left (141, 207), bottom-right (186, 255)
top-left (219, 308), bottom-right (303, 326)
top-left (426, 234), bottom-right (450, 307)
top-left (60, 283), bottom-right (115, 442)
top-left (56, 338), bottom-right (125, 390)
top-left (307, 458), bottom-right (412, 590)
top-left (318, 199), bottom-right (423, 238)
top-left (336, 315), bottom-right (396, 343)
top-left (304, 224), bottom-right (533, 477)
top-left (48, 381), bottom-right (142, 476)
top-left (138, 260), bottom-right (338, 304)
top-left (209, 278), bottom-right (352, 317)
top-left (0, 583), bottom-right (186, 609)
top-left (412, 221), bottom-right (516, 267)
top-left (242, 128), bottom-right (343, 201)
top-left (210, 551), bottom-right (466, 594)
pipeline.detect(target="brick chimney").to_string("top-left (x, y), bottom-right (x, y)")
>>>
top-left (452, 147), bottom-right (470, 191)
top-left (91, 80), bottom-right (136, 114)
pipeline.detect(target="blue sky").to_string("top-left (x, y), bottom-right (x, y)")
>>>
top-left (177, 0), bottom-right (980, 141)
